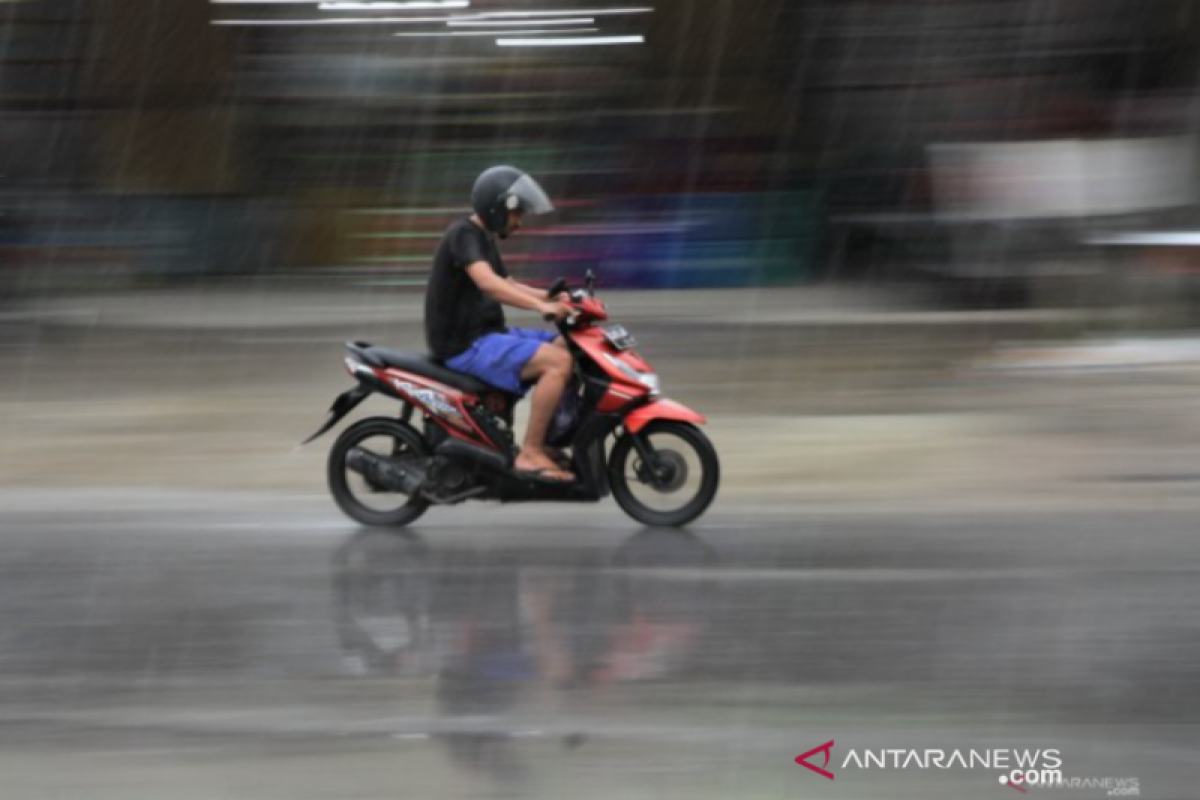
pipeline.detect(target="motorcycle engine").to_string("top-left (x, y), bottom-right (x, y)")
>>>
top-left (428, 456), bottom-right (471, 494)
top-left (470, 405), bottom-right (514, 452)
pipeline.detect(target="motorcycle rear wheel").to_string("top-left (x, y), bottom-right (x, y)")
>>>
top-left (609, 421), bottom-right (719, 527)
top-left (328, 417), bottom-right (430, 527)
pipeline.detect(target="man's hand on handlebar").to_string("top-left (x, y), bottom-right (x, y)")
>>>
top-left (539, 299), bottom-right (574, 322)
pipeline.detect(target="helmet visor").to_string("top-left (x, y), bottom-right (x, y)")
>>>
top-left (509, 174), bottom-right (555, 216)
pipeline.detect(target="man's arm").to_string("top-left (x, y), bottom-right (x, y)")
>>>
top-left (507, 277), bottom-right (551, 301)
top-left (467, 262), bottom-right (570, 318)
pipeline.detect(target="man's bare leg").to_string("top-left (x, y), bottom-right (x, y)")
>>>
top-left (517, 342), bottom-right (574, 481)
top-left (543, 337), bottom-right (572, 468)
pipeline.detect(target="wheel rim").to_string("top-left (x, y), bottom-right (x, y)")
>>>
top-left (341, 432), bottom-right (423, 514)
top-left (620, 431), bottom-right (708, 516)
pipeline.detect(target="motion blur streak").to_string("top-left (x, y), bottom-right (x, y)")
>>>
top-left (461, 7), bottom-right (655, 17)
top-left (394, 29), bottom-right (599, 38)
top-left (446, 18), bottom-right (596, 27)
top-left (211, 16), bottom-right (457, 25)
top-left (211, 0), bottom-right (469, 5)
top-left (496, 35), bottom-right (644, 46)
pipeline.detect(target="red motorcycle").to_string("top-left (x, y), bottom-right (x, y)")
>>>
top-left (302, 273), bottom-right (719, 527)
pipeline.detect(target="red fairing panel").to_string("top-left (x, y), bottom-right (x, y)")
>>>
top-left (575, 328), bottom-right (652, 387)
top-left (380, 367), bottom-right (497, 448)
top-left (623, 399), bottom-right (707, 433)
top-left (577, 296), bottom-right (608, 322)
top-left (573, 327), bottom-right (615, 362)
top-left (597, 384), bottom-right (644, 413)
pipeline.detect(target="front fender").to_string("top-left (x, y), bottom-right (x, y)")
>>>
top-left (623, 398), bottom-right (706, 434)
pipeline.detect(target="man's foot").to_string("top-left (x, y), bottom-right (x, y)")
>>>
top-left (515, 450), bottom-right (575, 483)
top-left (545, 446), bottom-right (572, 470)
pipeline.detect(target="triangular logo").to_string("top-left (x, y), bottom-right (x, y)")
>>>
top-left (795, 740), bottom-right (835, 780)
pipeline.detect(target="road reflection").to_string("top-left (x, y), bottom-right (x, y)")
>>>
top-left (332, 528), bottom-right (721, 681)
top-left (331, 528), bottom-right (722, 786)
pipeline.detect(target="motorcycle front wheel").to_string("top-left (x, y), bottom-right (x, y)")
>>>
top-left (609, 421), bottom-right (719, 527)
top-left (328, 417), bottom-right (430, 527)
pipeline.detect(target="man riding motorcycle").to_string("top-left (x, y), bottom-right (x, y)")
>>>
top-left (424, 166), bottom-right (576, 482)
top-left (309, 166), bottom-right (719, 527)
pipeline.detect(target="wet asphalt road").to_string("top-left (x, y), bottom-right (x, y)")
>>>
top-left (2, 494), bottom-right (1198, 800)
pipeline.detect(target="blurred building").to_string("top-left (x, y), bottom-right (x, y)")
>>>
top-left (3, 0), bottom-right (1200, 292)
top-left (812, 0), bottom-right (1200, 282)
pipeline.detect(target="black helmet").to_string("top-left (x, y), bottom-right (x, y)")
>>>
top-left (471, 166), bottom-right (554, 234)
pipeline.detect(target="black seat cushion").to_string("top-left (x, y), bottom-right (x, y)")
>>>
top-left (366, 347), bottom-right (497, 395)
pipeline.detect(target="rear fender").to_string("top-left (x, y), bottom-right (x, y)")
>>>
top-left (300, 384), bottom-right (373, 445)
top-left (622, 399), bottom-right (706, 434)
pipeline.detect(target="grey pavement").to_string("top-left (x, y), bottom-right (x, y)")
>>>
top-left (3, 285), bottom-right (1200, 511)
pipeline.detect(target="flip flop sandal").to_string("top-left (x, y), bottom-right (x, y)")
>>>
top-left (517, 469), bottom-right (575, 485)
top-left (546, 449), bottom-right (572, 470)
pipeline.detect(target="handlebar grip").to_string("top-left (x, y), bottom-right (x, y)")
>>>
top-left (543, 313), bottom-right (558, 322)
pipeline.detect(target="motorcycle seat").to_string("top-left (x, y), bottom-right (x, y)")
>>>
top-left (363, 346), bottom-right (497, 395)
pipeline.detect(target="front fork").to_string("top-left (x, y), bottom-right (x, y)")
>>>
top-left (625, 426), bottom-right (671, 488)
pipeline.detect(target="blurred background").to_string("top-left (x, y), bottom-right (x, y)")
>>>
top-left (4, 2), bottom-right (1200, 799)
top-left (5, 0), bottom-right (1200, 297)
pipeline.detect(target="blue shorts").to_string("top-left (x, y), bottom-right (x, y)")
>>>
top-left (445, 327), bottom-right (558, 395)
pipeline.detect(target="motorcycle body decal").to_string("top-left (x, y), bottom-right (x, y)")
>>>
top-left (390, 378), bottom-right (473, 432)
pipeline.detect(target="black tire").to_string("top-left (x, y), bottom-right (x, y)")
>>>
top-left (328, 417), bottom-right (430, 527)
top-left (609, 421), bottom-right (719, 527)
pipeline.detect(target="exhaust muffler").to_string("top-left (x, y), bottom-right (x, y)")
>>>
top-left (345, 447), bottom-right (427, 494)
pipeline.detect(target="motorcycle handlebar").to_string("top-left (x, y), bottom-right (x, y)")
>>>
top-left (544, 276), bottom-right (582, 324)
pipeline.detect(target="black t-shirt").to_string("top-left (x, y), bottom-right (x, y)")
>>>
top-left (424, 218), bottom-right (509, 361)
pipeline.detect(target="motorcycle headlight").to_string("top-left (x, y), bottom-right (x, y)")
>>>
top-left (605, 354), bottom-right (661, 397)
